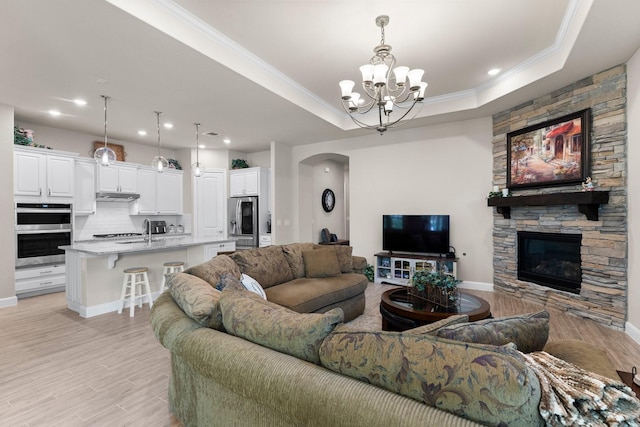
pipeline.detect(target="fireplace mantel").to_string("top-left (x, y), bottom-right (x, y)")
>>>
top-left (487, 191), bottom-right (610, 221)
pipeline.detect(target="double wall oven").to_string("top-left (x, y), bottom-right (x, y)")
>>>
top-left (15, 203), bottom-right (72, 268)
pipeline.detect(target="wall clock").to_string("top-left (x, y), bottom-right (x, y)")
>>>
top-left (322, 188), bottom-right (335, 212)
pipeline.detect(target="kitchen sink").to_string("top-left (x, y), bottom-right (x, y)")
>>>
top-left (116, 239), bottom-right (162, 245)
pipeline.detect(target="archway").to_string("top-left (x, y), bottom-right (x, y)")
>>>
top-left (298, 153), bottom-right (349, 244)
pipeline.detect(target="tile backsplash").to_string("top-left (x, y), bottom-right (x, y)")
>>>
top-left (73, 202), bottom-right (190, 240)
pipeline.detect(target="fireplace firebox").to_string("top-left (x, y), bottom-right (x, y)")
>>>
top-left (517, 231), bottom-right (582, 294)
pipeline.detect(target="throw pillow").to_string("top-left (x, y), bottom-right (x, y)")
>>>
top-left (313, 244), bottom-right (354, 273)
top-left (229, 246), bottom-right (294, 288)
top-left (184, 254), bottom-right (241, 287)
top-left (240, 273), bottom-right (267, 300)
top-left (302, 249), bottom-right (341, 278)
top-left (281, 242), bottom-right (315, 278)
top-left (434, 310), bottom-right (550, 353)
top-left (319, 329), bottom-right (541, 427)
top-left (405, 314), bottom-right (469, 334)
top-left (220, 288), bottom-right (344, 364)
top-left (168, 272), bottom-right (224, 330)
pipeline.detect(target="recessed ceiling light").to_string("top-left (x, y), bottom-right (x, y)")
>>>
top-left (138, 130), bottom-right (147, 136)
top-left (488, 68), bottom-right (502, 76)
top-left (73, 99), bottom-right (87, 106)
top-left (223, 138), bottom-right (231, 144)
top-left (48, 110), bottom-right (61, 117)
top-left (198, 144), bottom-right (206, 149)
top-left (164, 123), bottom-right (173, 129)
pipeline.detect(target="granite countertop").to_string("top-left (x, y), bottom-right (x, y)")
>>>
top-left (61, 236), bottom-right (236, 255)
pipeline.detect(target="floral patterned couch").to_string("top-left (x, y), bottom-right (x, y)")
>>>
top-left (151, 244), bottom-right (635, 426)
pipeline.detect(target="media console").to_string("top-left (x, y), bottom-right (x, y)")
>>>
top-left (374, 252), bottom-right (458, 286)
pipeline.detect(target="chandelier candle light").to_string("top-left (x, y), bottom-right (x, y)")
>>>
top-left (151, 111), bottom-right (169, 173)
top-left (192, 122), bottom-right (205, 177)
top-left (339, 15), bottom-right (428, 134)
top-left (94, 95), bottom-right (117, 166)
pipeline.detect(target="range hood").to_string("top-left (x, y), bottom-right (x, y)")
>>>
top-left (95, 192), bottom-right (140, 202)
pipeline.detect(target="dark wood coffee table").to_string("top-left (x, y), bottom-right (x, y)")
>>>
top-left (380, 288), bottom-right (491, 331)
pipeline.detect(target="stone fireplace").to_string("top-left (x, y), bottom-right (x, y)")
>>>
top-left (491, 65), bottom-right (628, 330)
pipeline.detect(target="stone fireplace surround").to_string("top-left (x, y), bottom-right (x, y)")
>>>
top-left (491, 65), bottom-right (627, 330)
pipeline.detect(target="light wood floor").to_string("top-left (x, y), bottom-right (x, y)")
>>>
top-left (1, 284), bottom-right (639, 426)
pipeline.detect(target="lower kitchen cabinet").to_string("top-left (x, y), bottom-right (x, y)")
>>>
top-left (15, 264), bottom-right (66, 297)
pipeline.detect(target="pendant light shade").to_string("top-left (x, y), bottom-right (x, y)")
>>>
top-left (151, 111), bottom-right (169, 173)
top-left (94, 95), bottom-right (117, 166)
top-left (191, 122), bottom-right (205, 177)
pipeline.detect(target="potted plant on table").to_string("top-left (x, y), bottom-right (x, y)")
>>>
top-left (408, 261), bottom-right (460, 309)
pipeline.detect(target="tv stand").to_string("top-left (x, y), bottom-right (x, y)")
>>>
top-left (374, 252), bottom-right (458, 286)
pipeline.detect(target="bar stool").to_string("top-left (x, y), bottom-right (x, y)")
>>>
top-left (162, 261), bottom-right (185, 290)
top-left (119, 267), bottom-right (153, 317)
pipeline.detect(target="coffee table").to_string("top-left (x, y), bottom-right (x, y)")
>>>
top-left (380, 288), bottom-right (491, 331)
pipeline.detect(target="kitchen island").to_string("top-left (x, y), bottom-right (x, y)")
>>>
top-left (61, 236), bottom-right (236, 318)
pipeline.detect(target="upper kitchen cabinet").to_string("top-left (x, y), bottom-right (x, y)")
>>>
top-left (74, 158), bottom-right (96, 215)
top-left (131, 167), bottom-right (182, 215)
top-left (14, 146), bottom-right (75, 202)
top-left (133, 167), bottom-right (157, 215)
top-left (156, 169), bottom-right (183, 214)
top-left (229, 167), bottom-right (267, 197)
top-left (97, 162), bottom-right (138, 194)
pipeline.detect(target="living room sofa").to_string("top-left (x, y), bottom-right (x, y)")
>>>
top-left (151, 244), bottom-right (635, 426)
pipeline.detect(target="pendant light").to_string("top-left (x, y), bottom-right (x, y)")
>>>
top-left (151, 111), bottom-right (169, 173)
top-left (94, 95), bottom-right (116, 166)
top-left (192, 123), bottom-right (205, 177)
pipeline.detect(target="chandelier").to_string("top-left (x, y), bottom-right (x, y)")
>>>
top-left (94, 95), bottom-right (116, 166)
top-left (339, 15), bottom-right (427, 135)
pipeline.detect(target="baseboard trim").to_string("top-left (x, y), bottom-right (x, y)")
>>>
top-left (625, 321), bottom-right (640, 346)
top-left (457, 281), bottom-right (493, 292)
top-left (0, 295), bottom-right (18, 309)
top-left (70, 291), bottom-right (163, 318)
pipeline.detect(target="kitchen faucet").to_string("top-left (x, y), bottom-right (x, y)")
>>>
top-left (144, 218), bottom-right (152, 243)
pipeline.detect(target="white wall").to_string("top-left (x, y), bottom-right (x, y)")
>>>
top-left (0, 104), bottom-right (16, 306)
top-left (287, 117), bottom-right (495, 283)
top-left (626, 49), bottom-right (640, 337)
top-left (271, 142), bottom-right (295, 244)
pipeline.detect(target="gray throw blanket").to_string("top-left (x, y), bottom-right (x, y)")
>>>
top-left (523, 351), bottom-right (640, 426)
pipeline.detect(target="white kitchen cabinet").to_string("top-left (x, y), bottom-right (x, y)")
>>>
top-left (97, 163), bottom-right (138, 193)
top-left (229, 168), bottom-right (261, 196)
top-left (133, 168), bottom-right (157, 214)
top-left (203, 241), bottom-right (236, 260)
top-left (14, 147), bottom-right (75, 201)
top-left (157, 170), bottom-right (183, 214)
top-left (195, 170), bottom-right (226, 238)
top-left (74, 158), bottom-right (96, 215)
top-left (15, 264), bottom-right (66, 297)
top-left (131, 167), bottom-right (182, 215)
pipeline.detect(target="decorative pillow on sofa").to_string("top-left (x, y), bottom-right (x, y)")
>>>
top-left (302, 249), bottom-right (341, 278)
top-left (240, 273), bottom-right (267, 300)
top-left (281, 242), bottom-right (315, 278)
top-left (313, 244), bottom-right (354, 273)
top-left (184, 254), bottom-right (241, 287)
top-left (229, 246), bottom-right (294, 288)
top-left (434, 310), bottom-right (550, 353)
top-left (319, 329), bottom-right (542, 427)
top-left (168, 272), bottom-right (224, 330)
top-left (220, 288), bottom-right (344, 364)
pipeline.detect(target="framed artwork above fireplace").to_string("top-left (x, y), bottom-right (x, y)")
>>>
top-left (507, 109), bottom-right (590, 190)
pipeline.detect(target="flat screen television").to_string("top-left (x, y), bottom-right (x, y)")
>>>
top-left (383, 215), bottom-right (450, 255)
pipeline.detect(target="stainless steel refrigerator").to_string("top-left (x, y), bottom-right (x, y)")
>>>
top-left (228, 196), bottom-right (258, 248)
